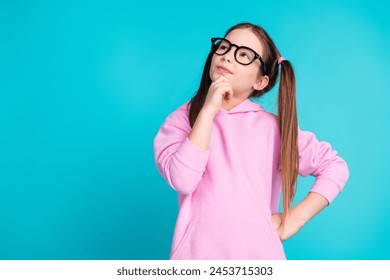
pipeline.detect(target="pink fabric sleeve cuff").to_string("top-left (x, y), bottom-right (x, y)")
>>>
top-left (309, 177), bottom-right (343, 205)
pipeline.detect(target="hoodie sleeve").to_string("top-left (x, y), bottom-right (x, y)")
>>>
top-left (298, 126), bottom-right (350, 204)
top-left (153, 108), bottom-right (210, 195)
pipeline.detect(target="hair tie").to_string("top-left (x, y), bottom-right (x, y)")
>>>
top-left (278, 56), bottom-right (285, 65)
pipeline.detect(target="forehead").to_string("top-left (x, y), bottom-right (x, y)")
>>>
top-left (225, 28), bottom-right (264, 56)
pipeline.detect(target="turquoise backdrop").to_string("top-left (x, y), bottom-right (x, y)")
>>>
top-left (1, 0), bottom-right (389, 259)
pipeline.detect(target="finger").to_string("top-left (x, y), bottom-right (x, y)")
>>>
top-left (214, 84), bottom-right (233, 91)
top-left (212, 74), bottom-right (226, 82)
top-left (215, 85), bottom-right (233, 94)
top-left (223, 92), bottom-right (230, 102)
top-left (224, 91), bottom-right (233, 101)
top-left (221, 88), bottom-right (234, 101)
top-left (212, 75), bottom-right (230, 84)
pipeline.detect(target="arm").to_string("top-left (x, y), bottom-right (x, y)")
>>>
top-left (153, 107), bottom-right (216, 195)
top-left (154, 76), bottom-right (233, 195)
top-left (272, 192), bottom-right (328, 241)
top-left (272, 127), bottom-right (350, 240)
top-left (187, 108), bottom-right (216, 151)
top-left (153, 116), bottom-right (208, 195)
top-left (297, 127), bottom-right (350, 203)
top-left (188, 75), bottom-right (234, 150)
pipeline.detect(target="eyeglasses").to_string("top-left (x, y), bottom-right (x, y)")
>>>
top-left (211, 37), bottom-right (266, 74)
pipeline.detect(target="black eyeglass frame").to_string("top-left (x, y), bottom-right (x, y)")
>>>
top-left (211, 37), bottom-right (267, 75)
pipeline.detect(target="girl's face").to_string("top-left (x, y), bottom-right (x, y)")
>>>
top-left (209, 28), bottom-right (268, 98)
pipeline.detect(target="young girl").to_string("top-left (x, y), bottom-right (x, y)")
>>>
top-left (153, 22), bottom-right (350, 260)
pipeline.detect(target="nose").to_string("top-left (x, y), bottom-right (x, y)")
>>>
top-left (221, 47), bottom-right (235, 63)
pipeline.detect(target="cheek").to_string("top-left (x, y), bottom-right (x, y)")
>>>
top-left (229, 67), bottom-right (260, 94)
top-left (209, 55), bottom-right (220, 81)
top-left (246, 67), bottom-right (261, 81)
top-left (235, 67), bottom-right (258, 86)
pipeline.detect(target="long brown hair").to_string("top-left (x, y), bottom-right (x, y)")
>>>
top-left (188, 22), bottom-right (298, 226)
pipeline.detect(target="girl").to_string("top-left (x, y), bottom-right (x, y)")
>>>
top-left (153, 22), bottom-right (350, 260)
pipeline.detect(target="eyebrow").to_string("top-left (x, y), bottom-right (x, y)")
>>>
top-left (225, 39), bottom-right (262, 54)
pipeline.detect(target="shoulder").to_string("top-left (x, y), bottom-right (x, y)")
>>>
top-left (163, 101), bottom-right (191, 130)
top-left (175, 101), bottom-right (190, 113)
top-left (297, 125), bottom-right (318, 141)
top-left (261, 110), bottom-right (279, 127)
top-left (246, 99), bottom-right (279, 127)
top-left (255, 107), bottom-right (280, 133)
top-left (166, 100), bottom-right (189, 118)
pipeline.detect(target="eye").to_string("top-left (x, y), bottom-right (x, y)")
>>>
top-left (218, 42), bottom-right (229, 51)
top-left (240, 52), bottom-right (250, 59)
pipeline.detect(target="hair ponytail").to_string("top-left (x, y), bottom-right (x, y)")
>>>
top-left (277, 59), bottom-right (299, 226)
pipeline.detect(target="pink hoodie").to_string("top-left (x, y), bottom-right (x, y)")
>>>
top-left (153, 98), bottom-right (349, 260)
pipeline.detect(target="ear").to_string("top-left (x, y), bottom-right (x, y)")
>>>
top-left (253, 75), bottom-right (269, 91)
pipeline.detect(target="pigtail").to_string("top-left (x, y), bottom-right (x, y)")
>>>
top-left (277, 59), bottom-right (299, 227)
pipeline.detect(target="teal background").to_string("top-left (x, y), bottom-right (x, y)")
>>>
top-left (0, 0), bottom-right (389, 260)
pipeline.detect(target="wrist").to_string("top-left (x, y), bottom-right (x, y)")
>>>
top-left (200, 106), bottom-right (218, 117)
top-left (289, 192), bottom-right (329, 229)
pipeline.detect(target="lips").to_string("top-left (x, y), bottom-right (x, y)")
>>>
top-left (216, 65), bottom-right (233, 74)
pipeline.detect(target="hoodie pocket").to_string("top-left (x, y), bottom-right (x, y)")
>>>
top-left (170, 215), bottom-right (285, 260)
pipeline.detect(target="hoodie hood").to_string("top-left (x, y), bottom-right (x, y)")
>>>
top-left (218, 98), bottom-right (265, 114)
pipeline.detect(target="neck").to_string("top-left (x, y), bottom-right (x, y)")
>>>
top-left (222, 97), bottom-right (249, 111)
